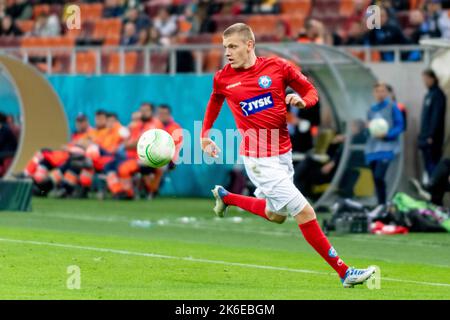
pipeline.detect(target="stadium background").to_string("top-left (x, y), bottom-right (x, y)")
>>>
top-left (1, 0), bottom-right (450, 200)
top-left (0, 0), bottom-right (450, 300)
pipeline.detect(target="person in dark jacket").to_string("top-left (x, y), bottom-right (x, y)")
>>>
top-left (366, 8), bottom-right (410, 61)
top-left (411, 158), bottom-right (450, 206)
top-left (418, 69), bottom-right (447, 178)
top-left (0, 112), bottom-right (18, 177)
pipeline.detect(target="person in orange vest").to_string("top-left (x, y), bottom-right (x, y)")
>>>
top-left (157, 104), bottom-right (183, 164)
top-left (21, 114), bottom-right (95, 196)
top-left (107, 102), bottom-right (165, 199)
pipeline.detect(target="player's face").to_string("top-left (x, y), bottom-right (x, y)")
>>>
top-left (373, 86), bottom-right (389, 102)
top-left (106, 116), bottom-right (116, 128)
top-left (223, 34), bottom-right (253, 69)
top-left (140, 105), bottom-right (153, 121)
top-left (95, 114), bottom-right (107, 129)
top-left (76, 120), bottom-right (88, 132)
top-left (158, 108), bottom-right (171, 124)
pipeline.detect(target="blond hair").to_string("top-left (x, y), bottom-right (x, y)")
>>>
top-left (223, 23), bottom-right (255, 43)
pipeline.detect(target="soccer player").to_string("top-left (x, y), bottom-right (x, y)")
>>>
top-left (200, 23), bottom-right (375, 288)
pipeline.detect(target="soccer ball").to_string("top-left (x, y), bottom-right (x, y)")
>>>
top-left (137, 129), bottom-right (175, 168)
top-left (368, 118), bottom-right (389, 138)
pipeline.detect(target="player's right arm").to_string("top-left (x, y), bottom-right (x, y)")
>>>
top-left (201, 72), bottom-right (225, 158)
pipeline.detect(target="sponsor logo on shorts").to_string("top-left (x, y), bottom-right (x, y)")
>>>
top-left (239, 92), bottom-right (274, 116)
top-left (328, 247), bottom-right (338, 258)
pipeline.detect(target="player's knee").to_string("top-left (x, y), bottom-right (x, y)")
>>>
top-left (266, 212), bottom-right (287, 224)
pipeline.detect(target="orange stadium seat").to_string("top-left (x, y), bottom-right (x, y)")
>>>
top-left (178, 18), bottom-right (192, 33)
top-left (203, 49), bottom-right (222, 73)
top-left (211, 32), bottom-right (223, 44)
top-left (33, 4), bottom-right (50, 18)
top-left (280, 14), bottom-right (305, 37)
top-left (92, 19), bottom-right (122, 46)
top-left (247, 15), bottom-right (278, 35)
top-left (79, 3), bottom-right (104, 21)
top-left (280, 0), bottom-right (311, 16)
top-left (149, 52), bottom-right (169, 73)
top-left (105, 51), bottom-right (138, 74)
top-left (339, 0), bottom-right (355, 17)
top-left (76, 51), bottom-right (97, 74)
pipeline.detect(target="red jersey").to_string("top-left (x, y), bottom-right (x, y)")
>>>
top-left (201, 56), bottom-right (318, 157)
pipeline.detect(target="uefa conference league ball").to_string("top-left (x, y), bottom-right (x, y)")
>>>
top-left (137, 129), bottom-right (175, 168)
top-left (368, 118), bottom-right (389, 138)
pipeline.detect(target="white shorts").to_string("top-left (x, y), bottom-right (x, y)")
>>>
top-left (242, 150), bottom-right (308, 217)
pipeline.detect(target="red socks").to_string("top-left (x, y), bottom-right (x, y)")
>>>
top-left (223, 193), bottom-right (269, 220)
top-left (222, 192), bottom-right (348, 278)
top-left (299, 219), bottom-right (349, 278)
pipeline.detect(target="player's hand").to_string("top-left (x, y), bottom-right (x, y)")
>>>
top-left (201, 137), bottom-right (221, 158)
top-left (285, 94), bottom-right (306, 109)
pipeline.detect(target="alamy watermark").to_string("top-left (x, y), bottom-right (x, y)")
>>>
top-left (66, 265), bottom-right (81, 290)
top-left (366, 5), bottom-right (381, 30)
top-left (64, 4), bottom-right (81, 30)
top-left (366, 265), bottom-right (381, 290)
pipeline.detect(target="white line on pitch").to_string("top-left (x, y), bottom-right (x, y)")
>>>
top-left (1, 237), bottom-right (449, 288)
top-left (28, 212), bottom-right (450, 249)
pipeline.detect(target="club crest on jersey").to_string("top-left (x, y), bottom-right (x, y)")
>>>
top-left (239, 92), bottom-right (274, 116)
top-left (328, 247), bottom-right (338, 258)
top-left (258, 75), bottom-right (272, 89)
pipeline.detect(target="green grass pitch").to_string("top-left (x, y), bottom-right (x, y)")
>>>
top-left (0, 197), bottom-right (449, 299)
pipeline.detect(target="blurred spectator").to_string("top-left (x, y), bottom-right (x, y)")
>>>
top-left (32, 12), bottom-right (61, 37)
top-left (379, 0), bottom-right (402, 27)
top-left (418, 69), bottom-right (447, 178)
top-left (288, 97), bottom-right (321, 154)
top-left (424, 0), bottom-right (450, 39)
top-left (344, 0), bottom-right (368, 31)
top-left (103, 0), bottom-right (126, 18)
top-left (72, 114), bottom-right (92, 141)
top-left (367, 7), bottom-right (409, 46)
top-left (298, 19), bottom-right (330, 44)
top-left (274, 20), bottom-right (292, 42)
top-left (221, 0), bottom-right (243, 15)
top-left (259, 0), bottom-right (280, 14)
top-left (197, 2), bottom-right (217, 33)
top-left (0, 15), bottom-right (23, 36)
top-left (366, 7), bottom-right (411, 61)
top-left (6, 114), bottom-right (20, 139)
top-left (148, 25), bottom-right (162, 45)
top-left (123, 7), bottom-right (151, 33)
top-left (137, 28), bottom-right (150, 45)
top-left (411, 158), bottom-right (450, 205)
top-left (121, 21), bottom-right (139, 45)
top-left (0, 112), bottom-right (18, 177)
top-left (343, 21), bottom-right (367, 45)
top-left (6, 0), bottom-right (32, 20)
top-left (153, 7), bottom-right (178, 44)
top-left (364, 82), bottom-right (404, 204)
top-left (407, 9), bottom-right (441, 43)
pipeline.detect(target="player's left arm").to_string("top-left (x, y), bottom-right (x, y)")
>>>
top-left (384, 104), bottom-right (404, 140)
top-left (283, 60), bottom-right (319, 109)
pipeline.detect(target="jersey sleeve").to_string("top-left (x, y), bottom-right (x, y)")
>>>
top-left (282, 60), bottom-right (319, 108)
top-left (201, 72), bottom-right (225, 138)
